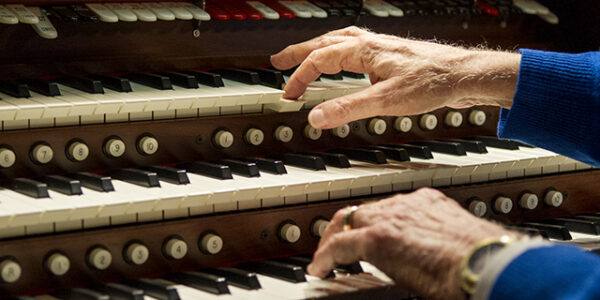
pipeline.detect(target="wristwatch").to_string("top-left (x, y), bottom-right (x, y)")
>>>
top-left (460, 235), bottom-right (514, 295)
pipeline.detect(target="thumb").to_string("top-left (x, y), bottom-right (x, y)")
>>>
top-left (307, 79), bottom-right (398, 129)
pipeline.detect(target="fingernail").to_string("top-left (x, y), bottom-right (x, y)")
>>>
top-left (308, 108), bottom-right (327, 129)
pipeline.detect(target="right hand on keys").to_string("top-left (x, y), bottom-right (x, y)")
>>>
top-left (270, 26), bottom-right (521, 130)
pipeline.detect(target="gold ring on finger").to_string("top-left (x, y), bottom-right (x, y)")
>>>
top-left (342, 205), bottom-right (359, 231)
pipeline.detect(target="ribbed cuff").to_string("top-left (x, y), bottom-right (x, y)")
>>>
top-left (498, 49), bottom-right (600, 167)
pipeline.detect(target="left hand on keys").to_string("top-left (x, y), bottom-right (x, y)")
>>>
top-left (307, 188), bottom-right (522, 300)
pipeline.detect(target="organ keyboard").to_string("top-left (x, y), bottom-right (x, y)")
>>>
top-left (0, 0), bottom-right (599, 298)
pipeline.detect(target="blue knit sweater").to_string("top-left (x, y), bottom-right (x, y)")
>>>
top-left (487, 49), bottom-right (600, 300)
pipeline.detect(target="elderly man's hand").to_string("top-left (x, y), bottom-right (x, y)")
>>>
top-left (308, 188), bottom-right (523, 300)
top-left (271, 27), bottom-right (520, 129)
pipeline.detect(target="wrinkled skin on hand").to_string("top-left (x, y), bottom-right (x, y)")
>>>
top-left (307, 188), bottom-right (523, 300)
top-left (271, 26), bottom-right (520, 129)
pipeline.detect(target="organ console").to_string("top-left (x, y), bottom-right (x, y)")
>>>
top-left (0, 0), bottom-right (599, 299)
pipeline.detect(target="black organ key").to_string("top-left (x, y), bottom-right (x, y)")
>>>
top-left (44, 175), bottom-right (83, 195)
top-left (12, 178), bottom-right (49, 198)
top-left (383, 143), bottom-right (434, 159)
top-left (166, 271), bottom-right (230, 295)
top-left (521, 223), bottom-right (572, 240)
top-left (89, 75), bottom-right (132, 93)
top-left (125, 279), bottom-right (180, 300)
top-left (366, 146), bottom-right (410, 162)
top-left (306, 152), bottom-right (351, 168)
top-left (179, 162), bottom-right (233, 180)
top-left (95, 283), bottom-right (145, 300)
top-left (276, 256), bottom-right (335, 279)
top-left (238, 261), bottom-right (307, 283)
top-left (336, 262), bottom-right (364, 274)
top-left (448, 139), bottom-right (488, 154)
top-left (71, 4), bottom-right (100, 22)
top-left (125, 73), bottom-right (172, 90)
top-left (52, 288), bottom-right (109, 300)
top-left (574, 214), bottom-right (600, 222)
top-left (21, 79), bottom-right (61, 96)
top-left (320, 72), bottom-right (344, 80)
top-left (71, 172), bottom-right (114, 192)
top-left (202, 267), bottom-right (261, 290)
top-left (278, 153), bottom-right (326, 171)
top-left (341, 71), bottom-right (366, 79)
top-left (328, 148), bottom-right (387, 164)
top-left (145, 166), bottom-right (190, 185)
top-left (218, 159), bottom-right (260, 177)
top-left (412, 140), bottom-right (467, 156)
top-left (111, 168), bottom-right (160, 188)
top-left (242, 157), bottom-right (287, 175)
top-left (544, 217), bottom-right (600, 235)
top-left (0, 81), bottom-right (31, 98)
top-left (246, 68), bottom-right (285, 89)
top-left (469, 136), bottom-right (520, 150)
top-left (156, 72), bottom-right (199, 89)
top-left (181, 70), bottom-right (224, 87)
top-left (58, 77), bottom-right (104, 94)
top-left (213, 69), bottom-right (261, 85)
top-left (47, 6), bottom-right (79, 21)
top-left (9, 297), bottom-right (37, 300)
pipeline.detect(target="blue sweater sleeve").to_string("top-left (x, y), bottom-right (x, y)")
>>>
top-left (497, 49), bottom-right (600, 167)
top-left (489, 245), bottom-right (600, 300)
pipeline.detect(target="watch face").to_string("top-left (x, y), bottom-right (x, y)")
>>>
top-left (468, 242), bottom-right (506, 274)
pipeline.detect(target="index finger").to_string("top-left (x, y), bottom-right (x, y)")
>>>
top-left (270, 26), bottom-right (368, 70)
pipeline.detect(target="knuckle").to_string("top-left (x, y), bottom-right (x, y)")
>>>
top-left (332, 209), bottom-right (346, 223)
top-left (326, 98), bottom-right (352, 120)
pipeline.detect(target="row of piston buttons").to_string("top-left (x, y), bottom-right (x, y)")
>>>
top-left (0, 232), bottom-right (221, 283)
top-left (0, 219), bottom-right (330, 283)
top-left (467, 189), bottom-right (564, 217)
top-left (213, 109), bottom-right (487, 148)
top-left (0, 134), bottom-right (157, 168)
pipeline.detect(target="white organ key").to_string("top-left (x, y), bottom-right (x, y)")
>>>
top-left (263, 98), bottom-right (304, 113)
top-left (6, 5), bottom-right (39, 24)
top-left (278, 1), bottom-right (313, 18)
top-left (247, 1), bottom-right (280, 19)
top-left (520, 0), bottom-right (550, 14)
top-left (0, 6), bottom-right (19, 24)
top-left (122, 3), bottom-right (158, 22)
top-left (181, 173), bottom-right (231, 211)
top-left (254, 273), bottom-right (332, 298)
top-left (27, 92), bottom-right (71, 119)
top-left (538, 11), bottom-right (559, 24)
top-left (86, 3), bottom-right (119, 23)
top-left (378, 0), bottom-right (404, 17)
top-left (0, 92), bottom-right (44, 120)
top-left (27, 7), bottom-right (57, 39)
top-left (362, 0), bottom-right (390, 17)
top-left (177, 3), bottom-right (211, 21)
top-left (79, 187), bottom-right (130, 218)
top-left (47, 85), bottom-right (98, 116)
top-left (146, 181), bottom-right (186, 211)
top-left (104, 3), bottom-right (138, 22)
top-left (512, 0), bottom-right (537, 14)
top-left (161, 2), bottom-right (193, 20)
top-left (110, 180), bottom-right (159, 215)
top-left (143, 3), bottom-right (176, 21)
top-left (63, 86), bottom-right (128, 115)
top-left (0, 100), bottom-right (18, 121)
top-left (310, 78), bottom-right (349, 100)
top-left (301, 1), bottom-right (328, 18)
